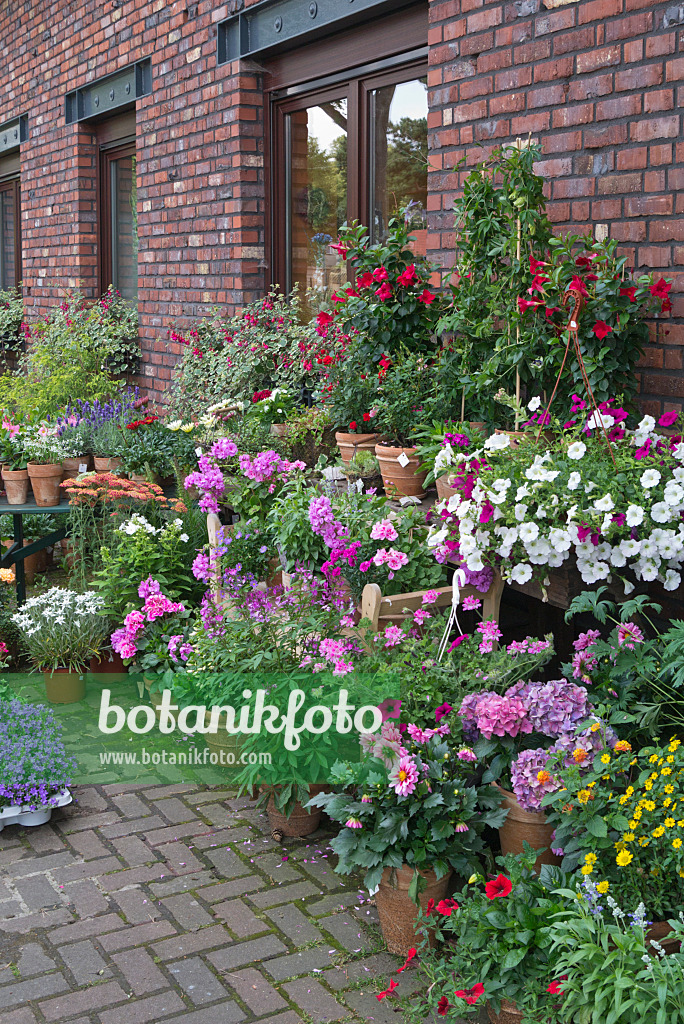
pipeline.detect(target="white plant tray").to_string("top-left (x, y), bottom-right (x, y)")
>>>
top-left (0, 788), bottom-right (72, 832)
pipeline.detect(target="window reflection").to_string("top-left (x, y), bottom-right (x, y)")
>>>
top-left (0, 185), bottom-right (18, 290)
top-left (110, 154), bottom-right (137, 302)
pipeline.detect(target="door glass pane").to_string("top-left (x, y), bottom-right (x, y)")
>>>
top-left (370, 78), bottom-right (428, 249)
top-left (0, 187), bottom-right (17, 291)
top-left (287, 101), bottom-right (347, 312)
top-left (110, 154), bottom-right (137, 301)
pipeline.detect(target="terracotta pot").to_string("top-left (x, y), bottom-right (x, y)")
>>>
top-left (435, 473), bottom-right (460, 501)
top-left (93, 456), bottom-right (122, 474)
top-left (270, 423), bottom-right (288, 438)
top-left (335, 430), bottom-right (384, 465)
top-left (266, 556), bottom-right (282, 588)
top-left (469, 421), bottom-right (486, 431)
top-left (129, 471), bottom-right (160, 485)
top-left (22, 540), bottom-right (47, 584)
top-left (376, 865), bottom-right (452, 956)
top-left (61, 456), bottom-right (89, 480)
top-left (202, 709), bottom-right (243, 764)
top-left (44, 668), bottom-right (86, 703)
top-left (2, 467), bottom-right (30, 504)
top-left (374, 444), bottom-right (428, 499)
top-left (27, 463), bottom-right (63, 506)
top-left (266, 793), bottom-right (322, 837)
top-left (60, 537), bottom-right (77, 569)
top-left (89, 651), bottom-right (127, 674)
top-left (487, 999), bottom-right (523, 1024)
top-left (647, 919), bottom-right (681, 955)
top-left (496, 783), bottom-right (561, 873)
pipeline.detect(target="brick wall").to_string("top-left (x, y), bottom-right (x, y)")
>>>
top-left (427, 0), bottom-right (684, 414)
top-left (0, 0), bottom-right (266, 399)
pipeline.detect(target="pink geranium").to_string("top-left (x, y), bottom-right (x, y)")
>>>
top-left (370, 519), bottom-right (399, 542)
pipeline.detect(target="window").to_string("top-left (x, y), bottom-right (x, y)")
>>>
top-left (267, 6), bottom-right (428, 309)
top-left (98, 114), bottom-right (137, 301)
top-left (0, 170), bottom-right (21, 291)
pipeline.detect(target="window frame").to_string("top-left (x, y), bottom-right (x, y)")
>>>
top-left (0, 175), bottom-right (21, 292)
top-left (96, 112), bottom-right (137, 298)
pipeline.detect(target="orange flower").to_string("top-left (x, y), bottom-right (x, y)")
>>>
top-left (614, 740), bottom-right (632, 753)
top-left (573, 748), bottom-right (589, 764)
top-left (537, 770), bottom-right (551, 784)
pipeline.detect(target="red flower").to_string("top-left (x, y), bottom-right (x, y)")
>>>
top-left (485, 874), bottom-right (513, 900)
top-left (377, 978), bottom-right (398, 1001)
top-left (348, 421), bottom-right (357, 431)
top-left (397, 263), bottom-right (417, 286)
top-left (575, 254), bottom-right (596, 268)
top-left (593, 320), bottom-right (612, 340)
top-left (568, 275), bottom-right (588, 297)
top-left (528, 273), bottom-right (548, 294)
top-left (620, 286), bottom-right (637, 302)
top-left (330, 241), bottom-right (349, 260)
top-left (662, 298), bottom-right (673, 313)
top-left (585, 273), bottom-right (598, 282)
top-left (437, 996), bottom-right (451, 1016)
top-left (518, 297), bottom-right (541, 314)
top-left (547, 976), bottom-right (568, 995)
top-left (357, 271), bottom-right (374, 289)
top-left (363, 412), bottom-right (371, 422)
top-left (396, 947), bottom-right (417, 973)
top-left (529, 256), bottom-right (546, 274)
top-left (417, 288), bottom-right (436, 305)
top-left (426, 898), bottom-right (435, 915)
top-left (345, 287), bottom-right (360, 298)
top-left (545, 306), bottom-right (559, 319)
top-left (372, 266), bottom-right (389, 282)
top-left (375, 282), bottom-right (393, 301)
top-left (650, 277), bottom-right (672, 300)
top-left (252, 389), bottom-right (272, 403)
top-left (331, 292), bottom-right (347, 304)
top-left (455, 983), bottom-right (485, 1005)
top-left (659, 410), bottom-right (679, 427)
top-left (436, 898), bottom-right (459, 916)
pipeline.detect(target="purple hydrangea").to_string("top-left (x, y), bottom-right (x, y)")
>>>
top-left (510, 747), bottom-right (559, 811)
top-left (505, 678), bottom-right (590, 738)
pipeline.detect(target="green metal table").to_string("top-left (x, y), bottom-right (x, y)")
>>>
top-left (0, 496), bottom-right (70, 604)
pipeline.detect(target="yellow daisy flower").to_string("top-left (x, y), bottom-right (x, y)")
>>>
top-left (596, 881), bottom-right (610, 894)
top-left (616, 850), bottom-right (633, 867)
top-left (674, 838), bottom-right (683, 850)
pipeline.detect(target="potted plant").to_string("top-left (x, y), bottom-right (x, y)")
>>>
top-left (313, 339), bottom-right (385, 463)
top-left (0, 697), bottom-right (76, 832)
top-left (309, 723), bottom-right (506, 954)
top-left (109, 576), bottom-right (190, 693)
top-left (23, 431), bottom-right (74, 506)
top-left (414, 420), bottom-right (485, 498)
top-left (246, 387), bottom-right (297, 436)
top-left (0, 418), bottom-right (30, 504)
top-left (409, 849), bottom-right (567, 1023)
top-left (337, 449), bottom-right (383, 493)
top-left (12, 587), bottom-right (107, 702)
top-left (120, 414), bottom-right (176, 483)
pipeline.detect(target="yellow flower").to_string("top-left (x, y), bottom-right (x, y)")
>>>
top-left (644, 801), bottom-right (656, 812)
top-left (673, 838), bottom-right (683, 850)
top-left (678, 820), bottom-right (684, 828)
top-left (638, 838), bottom-right (650, 847)
top-left (614, 740), bottom-right (632, 754)
top-left (601, 754), bottom-right (611, 765)
top-left (573, 748), bottom-right (589, 764)
top-left (633, 808), bottom-right (642, 820)
top-left (667, 755), bottom-right (675, 763)
top-left (650, 754), bottom-right (660, 764)
top-left (652, 826), bottom-right (666, 838)
top-left (537, 770), bottom-right (552, 784)
top-left (662, 767), bottom-right (672, 776)
top-left (577, 790), bottom-right (591, 805)
top-left (616, 850), bottom-right (633, 867)
top-left (664, 798), bottom-right (672, 808)
top-left (622, 833), bottom-right (635, 843)
top-left (625, 786), bottom-right (634, 798)
top-left (596, 881), bottom-right (610, 894)
top-left (590, 723), bottom-right (601, 733)
top-left (619, 795), bottom-right (629, 805)
top-left (581, 865), bottom-right (593, 875)
top-left (679, 870), bottom-right (684, 879)
top-left (665, 784), bottom-right (674, 795)
top-left (669, 739), bottom-right (681, 752)
top-left (644, 780), bottom-right (653, 791)
top-left (628, 820), bottom-right (638, 831)
top-left (666, 818), bottom-right (675, 828)
top-left (584, 852), bottom-right (597, 864)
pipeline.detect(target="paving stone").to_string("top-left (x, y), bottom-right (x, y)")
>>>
top-left (214, 898), bottom-right (271, 938)
top-left (151, 798), bottom-right (197, 823)
top-left (12, 876), bottom-right (62, 911)
top-left (56, 811), bottom-right (121, 832)
top-left (307, 892), bottom-right (366, 916)
top-left (144, 822), bottom-right (215, 846)
top-left (0, 908), bottom-right (74, 934)
top-left (162, 893), bottom-right (214, 931)
top-left (25, 826), bottom-right (64, 853)
top-left (208, 934), bottom-right (287, 971)
top-left (148, 871), bottom-right (215, 897)
top-left (0, 974), bottom-right (68, 1011)
top-left (74, 788), bottom-right (109, 810)
top-left (66, 830), bottom-right (111, 861)
top-left (98, 989), bottom-right (185, 1024)
top-left (321, 952), bottom-right (401, 991)
top-left (205, 847), bottom-right (250, 879)
top-left (0, 901), bottom-right (23, 920)
top-left (110, 835), bottom-right (157, 867)
top-left (189, 790), bottom-right (235, 804)
top-left (264, 903), bottom-right (323, 946)
top-left (97, 864), bottom-right (167, 892)
top-left (191, 826), bottom-right (254, 848)
top-left (62, 879), bottom-right (110, 918)
top-left (98, 921), bottom-right (177, 952)
top-left (15, 942), bottom-right (56, 976)
top-left (60, 939), bottom-right (111, 986)
top-left (110, 794), bottom-right (153, 818)
top-left (47, 913), bottom-right (127, 945)
top-left (194, 876), bottom-right (267, 903)
top-left (224, 967), bottom-right (289, 1016)
top-left (247, 1015), bottom-right (303, 1024)
top-left (111, 947), bottom-right (168, 995)
top-left (0, 1008), bottom-right (39, 1024)
top-left (156, 842), bottom-right (204, 875)
top-left (252, 853), bottom-right (301, 883)
top-left (198, 803), bottom-right (235, 827)
top-left (101, 816), bottom-right (165, 840)
top-left (261, 946), bottom-right (337, 981)
top-left (320, 911), bottom-right (373, 952)
top-left (0, 850), bottom-right (28, 870)
top-left (10, 852), bottom-right (75, 878)
top-left (168, 955), bottom-right (229, 1004)
top-left (298, 857), bottom-right (347, 890)
top-left (282, 977), bottom-right (348, 1021)
top-left (145, 784), bottom-right (197, 799)
top-left (165, 1005), bottom-right (246, 1024)
top-left (111, 888), bottom-right (161, 925)
top-left (250, 880), bottom-right (320, 908)
top-left (39, 980), bottom-right (128, 1021)
top-left (344, 989), bottom-right (414, 1023)
top-left (151, 924), bottom-right (232, 960)
top-left (52, 857), bottom-right (121, 883)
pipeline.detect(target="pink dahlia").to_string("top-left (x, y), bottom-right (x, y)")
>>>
top-left (389, 755), bottom-right (419, 796)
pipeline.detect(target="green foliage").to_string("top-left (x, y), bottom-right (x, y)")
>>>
top-left (313, 337), bottom-right (382, 431)
top-left (267, 479), bottom-right (329, 572)
top-left (0, 286), bottom-right (24, 346)
top-left (120, 421), bottom-right (178, 478)
top-left (413, 419), bottom-right (486, 485)
top-left (373, 348), bottom-right (439, 445)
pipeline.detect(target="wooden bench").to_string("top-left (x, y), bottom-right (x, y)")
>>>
top-left (359, 573), bottom-right (505, 633)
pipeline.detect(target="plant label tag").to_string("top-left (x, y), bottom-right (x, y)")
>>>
top-left (569, 321), bottom-right (577, 329)
top-left (397, 452), bottom-right (410, 467)
top-left (399, 495), bottom-right (421, 506)
top-left (195, 447), bottom-right (203, 457)
top-left (78, 463), bottom-right (88, 474)
top-left (355, 479), bottom-right (363, 493)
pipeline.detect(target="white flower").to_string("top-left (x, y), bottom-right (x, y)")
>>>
top-left (587, 411), bottom-right (615, 431)
top-left (459, 536), bottom-right (477, 556)
top-left (519, 522), bottom-right (540, 543)
top-left (566, 504), bottom-right (578, 524)
top-left (584, 481), bottom-right (598, 493)
top-left (594, 562), bottom-right (610, 580)
top-left (514, 503), bottom-right (528, 521)
top-left (609, 547), bottom-right (627, 568)
top-left (620, 538), bottom-right (641, 557)
top-left (527, 540), bottom-right (552, 564)
top-left (641, 538), bottom-right (659, 559)
top-left (166, 420), bottom-right (182, 431)
top-left (664, 570), bottom-right (681, 591)
top-left (673, 442), bottom-right (684, 462)
top-left (549, 528), bottom-right (571, 551)
top-left (484, 433), bottom-right (511, 451)
top-left (567, 472), bottom-right (582, 491)
top-left (492, 477), bottom-right (511, 492)
top-left (651, 502), bottom-right (672, 524)
top-left (547, 549), bottom-right (565, 568)
top-left (180, 533), bottom-right (189, 543)
top-left (664, 483), bottom-right (684, 506)
top-left (624, 580), bottom-right (635, 595)
top-left (639, 561), bottom-right (659, 582)
top-left (434, 445), bottom-right (454, 473)
top-left (567, 441), bottom-right (586, 461)
top-left (626, 504), bottom-right (645, 527)
top-left (593, 493), bottom-right (614, 513)
top-left (510, 563), bottom-right (533, 584)
top-left (515, 485), bottom-right (531, 501)
top-left (637, 414), bottom-right (656, 435)
top-left (466, 552), bottom-right (485, 571)
top-left (528, 396), bottom-right (541, 411)
top-left (536, 506), bottom-right (547, 518)
top-left (641, 469), bottom-right (661, 489)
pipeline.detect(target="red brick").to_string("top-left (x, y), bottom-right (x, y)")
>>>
top-left (666, 58), bottom-right (684, 82)
top-left (584, 124), bottom-right (628, 147)
top-left (514, 40), bottom-right (551, 63)
top-left (644, 170), bottom-right (666, 192)
top-left (495, 66), bottom-right (533, 90)
top-left (645, 34), bottom-right (675, 58)
top-left (623, 40), bottom-right (643, 63)
top-left (597, 173), bottom-right (643, 195)
top-left (541, 131), bottom-right (582, 154)
top-left (638, 247), bottom-right (673, 268)
top-left (552, 177), bottom-right (596, 199)
top-left (511, 112), bottom-right (551, 133)
top-left (459, 76), bottom-right (493, 99)
top-left (649, 144), bottom-right (672, 166)
top-left (615, 65), bottom-right (663, 91)
top-left (578, 0), bottom-right (623, 25)
top-left (528, 84), bottom-right (567, 108)
top-left (452, 100), bottom-right (488, 123)
top-left (576, 46), bottom-right (621, 74)
top-left (630, 117), bottom-right (680, 142)
top-left (591, 199), bottom-right (622, 219)
top-left (568, 74), bottom-right (613, 101)
top-left (668, 168), bottom-right (684, 190)
top-left (477, 49), bottom-right (513, 73)
top-left (644, 89), bottom-right (674, 112)
top-left (624, 195), bottom-right (674, 217)
top-left (649, 221), bottom-right (684, 243)
top-left (534, 56), bottom-right (575, 81)
top-left (552, 104), bottom-right (594, 128)
top-left (467, 7), bottom-right (502, 32)
top-left (604, 12), bottom-right (652, 40)
top-left (553, 27), bottom-right (595, 56)
top-left (664, 350), bottom-right (683, 371)
top-left (534, 157), bottom-right (572, 177)
top-left (616, 147), bottom-right (647, 170)
top-left (610, 221), bottom-right (647, 242)
top-left (461, 31), bottom-right (494, 56)
top-left (489, 92), bottom-right (526, 114)
top-left (596, 95), bottom-right (642, 120)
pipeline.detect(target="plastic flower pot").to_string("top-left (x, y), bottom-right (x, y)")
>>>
top-left (93, 456), bottom-right (122, 474)
top-left (374, 444), bottom-right (428, 499)
top-left (0, 788), bottom-right (73, 833)
top-left (27, 463), bottom-right (63, 506)
top-left (1, 467), bottom-right (30, 504)
top-left (335, 430), bottom-right (384, 464)
top-left (494, 783), bottom-right (561, 873)
top-left (487, 1000), bottom-right (523, 1024)
top-left (375, 865), bottom-right (452, 956)
top-left (43, 668), bottom-right (86, 704)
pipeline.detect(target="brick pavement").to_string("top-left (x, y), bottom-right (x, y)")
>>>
top-left (0, 785), bottom-right (456, 1024)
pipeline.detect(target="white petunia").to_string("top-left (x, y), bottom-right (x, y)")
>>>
top-left (594, 562), bottom-right (610, 580)
top-left (664, 483), bottom-right (684, 506)
top-left (584, 481), bottom-right (598, 493)
top-left (484, 433), bottom-right (511, 451)
top-left (510, 563), bottom-right (533, 584)
top-left (547, 550), bottom-right (565, 568)
top-left (519, 522), bottom-right (540, 543)
top-left (567, 472), bottom-right (582, 491)
top-left (434, 445), bottom-right (454, 473)
top-left (515, 484), bottom-right (531, 501)
top-left (549, 528), bottom-right (572, 551)
top-left (620, 538), bottom-right (641, 557)
top-left (567, 441), bottom-right (587, 460)
top-left (637, 414), bottom-right (656, 434)
top-left (466, 552), bottom-right (485, 571)
top-left (626, 504), bottom-right (645, 527)
top-left (650, 502), bottom-right (672, 524)
top-left (639, 561), bottom-right (659, 582)
top-left (528, 396), bottom-right (541, 411)
top-left (180, 533), bottom-right (189, 543)
top-left (586, 411), bottom-right (615, 431)
top-left (514, 503), bottom-right (528, 521)
top-left (641, 469), bottom-right (661, 489)
top-left (641, 538), bottom-right (659, 559)
top-left (624, 580), bottom-right (635, 595)
top-left (673, 442), bottom-right (684, 462)
top-left (492, 477), bottom-right (511, 491)
top-left (664, 570), bottom-right (681, 591)
top-left (593, 493), bottom-right (614, 513)
top-left (609, 547), bottom-right (627, 568)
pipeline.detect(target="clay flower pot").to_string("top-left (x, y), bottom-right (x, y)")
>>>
top-left (375, 864), bottom-right (452, 956)
top-left (335, 430), bottom-right (384, 464)
top-left (266, 792), bottom-right (322, 837)
top-left (43, 668), bottom-right (86, 704)
top-left (487, 999), bottom-right (523, 1024)
top-left (495, 783), bottom-right (561, 873)
top-left (61, 456), bottom-right (89, 479)
top-left (435, 473), bottom-right (460, 501)
top-left (647, 919), bottom-right (681, 955)
top-left (89, 650), bottom-right (127, 675)
top-left (93, 456), bottom-right (123, 474)
top-left (2, 467), bottom-right (30, 504)
top-left (374, 444), bottom-right (428, 499)
top-left (270, 423), bottom-right (288, 438)
top-left (27, 463), bottom-right (63, 506)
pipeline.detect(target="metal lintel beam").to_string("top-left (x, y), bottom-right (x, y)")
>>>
top-left (0, 116), bottom-right (27, 156)
top-left (65, 59), bottom-right (152, 125)
top-left (217, 0), bottom-right (417, 64)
